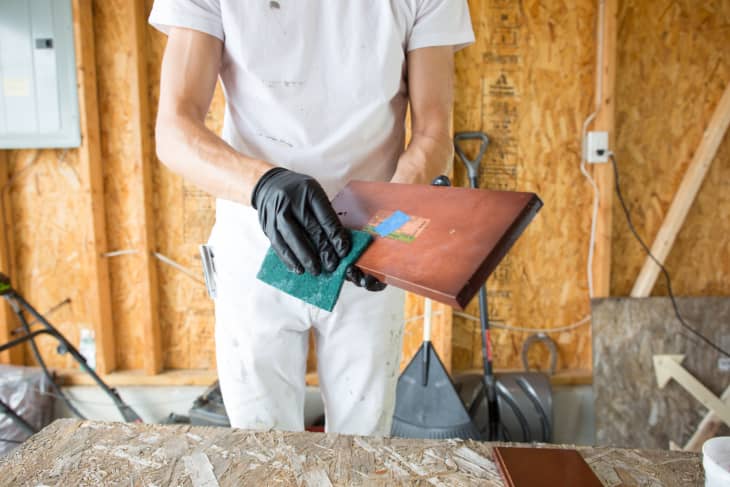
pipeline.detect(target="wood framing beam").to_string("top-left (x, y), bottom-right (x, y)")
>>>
top-left (57, 368), bottom-right (218, 387)
top-left (654, 354), bottom-right (730, 428)
top-left (631, 82), bottom-right (730, 297)
top-left (683, 385), bottom-right (730, 452)
top-left (130, 0), bottom-right (163, 374)
top-left (56, 367), bottom-right (592, 388)
top-left (591, 0), bottom-right (618, 297)
top-left (72, 0), bottom-right (116, 374)
top-left (0, 151), bottom-right (23, 365)
top-left (432, 301), bottom-right (453, 372)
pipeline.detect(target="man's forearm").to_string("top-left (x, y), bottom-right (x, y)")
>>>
top-left (155, 27), bottom-right (272, 205)
top-left (156, 113), bottom-right (273, 205)
top-left (391, 44), bottom-right (455, 185)
top-left (390, 132), bottom-right (453, 185)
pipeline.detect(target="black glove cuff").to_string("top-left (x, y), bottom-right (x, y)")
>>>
top-left (251, 167), bottom-right (289, 209)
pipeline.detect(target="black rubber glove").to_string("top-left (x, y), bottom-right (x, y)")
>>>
top-left (345, 175), bottom-right (452, 292)
top-left (345, 266), bottom-right (388, 292)
top-left (252, 167), bottom-right (351, 275)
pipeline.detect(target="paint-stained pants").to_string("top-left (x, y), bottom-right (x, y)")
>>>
top-left (210, 207), bottom-right (404, 436)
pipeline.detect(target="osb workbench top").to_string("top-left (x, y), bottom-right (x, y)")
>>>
top-left (0, 419), bottom-right (702, 486)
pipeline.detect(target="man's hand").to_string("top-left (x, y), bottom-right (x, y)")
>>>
top-left (252, 168), bottom-right (351, 275)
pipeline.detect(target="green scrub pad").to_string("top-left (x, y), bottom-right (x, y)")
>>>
top-left (256, 230), bottom-right (373, 312)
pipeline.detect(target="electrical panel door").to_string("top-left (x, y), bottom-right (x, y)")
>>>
top-left (0, 0), bottom-right (80, 148)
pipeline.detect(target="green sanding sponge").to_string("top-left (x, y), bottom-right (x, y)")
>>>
top-left (256, 230), bottom-right (373, 312)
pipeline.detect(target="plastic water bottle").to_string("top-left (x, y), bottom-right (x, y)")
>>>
top-left (79, 328), bottom-right (96, 370)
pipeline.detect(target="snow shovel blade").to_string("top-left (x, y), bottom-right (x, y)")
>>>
top-left (391, 342), bottom-right (480, 440)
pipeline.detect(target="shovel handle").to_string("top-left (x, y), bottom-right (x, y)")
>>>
top-left (421, 298), bottom-right (434, 386)
top-left (454, 132), bottom-right (490, 188)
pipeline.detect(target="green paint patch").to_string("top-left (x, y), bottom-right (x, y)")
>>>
top-left (363, 226), bottom-right (416, 243)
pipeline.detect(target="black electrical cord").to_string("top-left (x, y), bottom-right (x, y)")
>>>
top-left (610, 153), bottom-right (730, 358)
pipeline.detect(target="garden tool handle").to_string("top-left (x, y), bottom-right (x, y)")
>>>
top-left (421, 298), bottom-right (433, 386)
top-left (423, 298), bottom-right (433, 342)
top-left (454, 132), bottom-right (490, 189)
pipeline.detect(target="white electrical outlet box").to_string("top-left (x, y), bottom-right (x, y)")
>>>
top-left (0, 0), bottom-right (80, 149)
top-left (584, 131), bottom-right (609, 163)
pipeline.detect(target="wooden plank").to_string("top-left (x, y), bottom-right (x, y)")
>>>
top-left (654, 354), bottom-right (730, 427)
top-left (631, 82), bottom-right (730, 297)
top-left (0, 151), bottom-right (23, 365)
top-left (683, 385), bottom-right (730, 452)
top-left (71, 0), bottom-right (116, 374)
top-left (56, 368), bottom-right (217, 386)
top-left (129, 0), bottom-right (162, 374)
top-left (591, 0), bottom-right (618, 298)
top-left (60, 369), bottom-right (321, 388)
top-left (1, 419), bottom-right (703, 486)
top-left (332, 182), bottom-right (541, 310)
top-left (50, 365), bottom-right (581, 390)
top-left (457, 368), bottom-right (593, 386)
top-left (593, 297), bottom-right (730, 449)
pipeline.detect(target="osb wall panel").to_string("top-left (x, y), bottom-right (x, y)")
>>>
top-left (593, 297), bottom-right (730, 449)
top-left (6, 0), bottom-right (727, 375)
top-left (3, 1), bottom-right (224, 371)
top-left (8, 0), bottom-right (599, 373)
top-left (451, 0), bottom-right (597, 372)
top-left (8, 149), bottom-right (90, 368)
top-left (611, 0), bottom-right (730, 296)
top-left (94, 0), bottom-right (146, 370)
top-left (145, 0), bottom-right (222, 370)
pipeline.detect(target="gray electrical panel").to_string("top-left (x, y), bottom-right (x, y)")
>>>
top-left (0, 0), bottom-right (80, 148)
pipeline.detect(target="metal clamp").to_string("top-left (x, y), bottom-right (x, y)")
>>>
top-left (199, 245), bottom-right (217, 299)
top-left (521, 332), bottom-right (558, 376)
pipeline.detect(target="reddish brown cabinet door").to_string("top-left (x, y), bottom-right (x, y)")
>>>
top-left (332, 181), bottom-right (542, 309)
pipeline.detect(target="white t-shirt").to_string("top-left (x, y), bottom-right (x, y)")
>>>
top-left (149, 1), bottom-right (474, 249)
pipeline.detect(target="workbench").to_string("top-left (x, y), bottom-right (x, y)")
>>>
top-left (0, 419), bottom-right (702, 486)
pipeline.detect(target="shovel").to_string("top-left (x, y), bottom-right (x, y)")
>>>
top-left (454, 131), bottom-right (501, 440)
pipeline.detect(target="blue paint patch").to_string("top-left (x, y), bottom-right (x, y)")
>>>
top-left (374, 210), bottom-right (411, 237)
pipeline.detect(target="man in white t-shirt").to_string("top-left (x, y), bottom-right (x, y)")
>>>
top-left (150, 1), bottom-right (474, 435)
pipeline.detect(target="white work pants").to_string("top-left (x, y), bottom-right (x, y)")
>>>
top-left (210, 207), bottom-right (404, 436)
